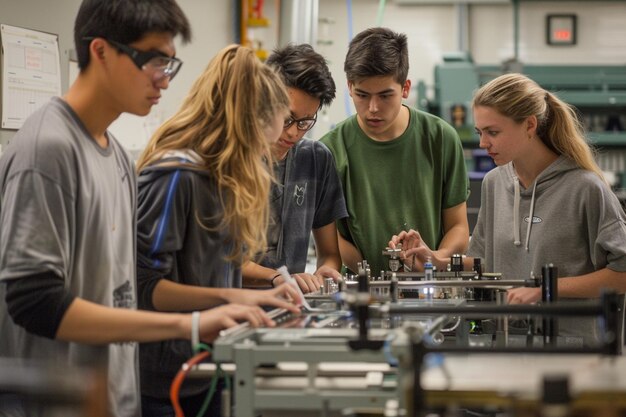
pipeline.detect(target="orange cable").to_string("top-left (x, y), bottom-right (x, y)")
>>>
top-left (170, 350), bottom-right (211, 417)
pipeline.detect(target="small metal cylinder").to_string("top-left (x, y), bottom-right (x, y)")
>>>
top-left (473, 257), bottom-right (482, 275)
top-left (357, 270), bottom-right (369, 293)
top-left (496, 290), bottom-right (508, 347)
top-left (542, 264), bottom-right (559, 303)
top-left (390, 272), bottom-right (398, 303)
top-left (337, 278), bottom-right (346, 292)
top-left (323, 277), bottom-right (333, 294)
top-left (542, 264), bottom-right (559, 346)
top-left (451, 254), bottom-right (463, 272)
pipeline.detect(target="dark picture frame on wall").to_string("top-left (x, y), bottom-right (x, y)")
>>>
top-left (546, 14), bottom-right (577, 46)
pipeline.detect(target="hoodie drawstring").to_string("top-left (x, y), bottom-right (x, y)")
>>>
top-left (524, 181), bottom-right (538, 251)
top-left (513, 178), bottom-right (521, 246)
top-left (513, 175), bottom-right (538, 251)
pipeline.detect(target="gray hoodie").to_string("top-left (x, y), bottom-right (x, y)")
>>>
top-left (468, 155), bottom-right (626, 346)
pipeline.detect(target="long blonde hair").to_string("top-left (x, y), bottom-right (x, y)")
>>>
top-left (136, 44), bottom-right (289, 262)
top-left (472, 73), bottom-right (605, 183)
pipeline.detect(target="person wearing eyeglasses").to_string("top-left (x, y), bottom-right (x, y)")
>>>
top-left (241, 44), bottom-right (348, 293)
top-left (83, 37), bottom-right (184, 86)
top-left (0, 2), bottom-right (297, 417)
top-left (321, 27), bottom-right (470, 275)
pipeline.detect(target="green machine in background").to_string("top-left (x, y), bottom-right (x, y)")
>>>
top-left (417, 53), bottom-right (626, 187)
top-left (417, 54), bottom-right (626, 228)
top-left (417, 52), bottom-right (482, 143)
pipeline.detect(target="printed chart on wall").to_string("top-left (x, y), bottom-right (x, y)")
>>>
top-left (1, 24), bottom-right (61, 130)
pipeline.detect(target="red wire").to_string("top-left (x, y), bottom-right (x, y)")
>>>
top-left (170, 350), bottom-right (211, 417)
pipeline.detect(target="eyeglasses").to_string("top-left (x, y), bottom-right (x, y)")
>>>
top-left (83, 37), bottom-right (183, 82)
top-left (283, 113), bottom-right (317, 132)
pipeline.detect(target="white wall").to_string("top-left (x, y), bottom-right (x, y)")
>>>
top-left (312, 0), bottom-right (458, 136)
top-left (314, 0), bottom-right (626, 135)
top-left (164, 1), bottom-right (234, 120)
top-left (0, 0), bottom-right (236, 149)
top-left (106, 0), bottom-right (237, 154)
top-left (470, 1), bottom-right (626, 64)
top-left (0, 0), bottom-right (80, 146)
top-left (1, 0), bottom-right (625, 148)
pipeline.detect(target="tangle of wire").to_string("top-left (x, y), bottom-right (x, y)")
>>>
top-left (170, 343), bottom-right (229, 417)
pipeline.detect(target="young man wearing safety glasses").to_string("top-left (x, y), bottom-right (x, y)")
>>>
top-left (242, 44), bottom-right (348, 294)
top-left (0, 2), bottom-right (296, 416)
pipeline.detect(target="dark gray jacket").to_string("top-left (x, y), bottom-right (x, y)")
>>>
top-left (260, 139), bottom-right (347, 272)
top-left (137, 150), bottom-right (240, 399)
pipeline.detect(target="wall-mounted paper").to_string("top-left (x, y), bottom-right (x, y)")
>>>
top-left (1, 24), bottom-right (61, 130)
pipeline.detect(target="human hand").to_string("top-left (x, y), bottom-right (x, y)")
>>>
top-left (507, 287), bottom-right (541, 304)
top-left (223, 285), bottom-right (302, 313)
top-left (197, 304), bottom-right (276, 342)
top-left (269, 271), bottom-right (323, 294)
top-left (388, 229), bottom-right (438, 271)
top-left (314, 265), bottom-right (342, 282)
top-left (388, 229), bottom-right (419, 250)
top-left (290, 272), bottom-right (324, 294)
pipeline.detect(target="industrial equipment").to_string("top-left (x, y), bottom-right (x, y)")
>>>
top-left (188, 253), bottom-right (622, 417)
top-left (417, 55), bottom-right (626, 194)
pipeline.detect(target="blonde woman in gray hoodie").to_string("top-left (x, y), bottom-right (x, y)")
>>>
top-left (390, 73), bottom-right (626, 347)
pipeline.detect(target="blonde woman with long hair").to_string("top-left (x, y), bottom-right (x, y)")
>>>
top-left (135, 44), bottom-right (296, 416)
top-left (392, 73), bottom-right (626, 349)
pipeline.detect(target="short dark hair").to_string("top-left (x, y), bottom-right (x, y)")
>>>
top-left (266, 43), bottom-right (336, 108)
top-left (74, 0), bottom-right (192, 69)
top-left (344, 27), bottom-right (408, 85)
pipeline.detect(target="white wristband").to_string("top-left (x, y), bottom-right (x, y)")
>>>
top-left (191, 311), bottom-right (200, 351)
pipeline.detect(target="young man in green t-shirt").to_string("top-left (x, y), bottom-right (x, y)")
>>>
top-left (320, 27), bottom-right (470, 275)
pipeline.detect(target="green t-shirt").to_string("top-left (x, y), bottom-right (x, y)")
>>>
top-left (321, 106), bottom-right (469, 274)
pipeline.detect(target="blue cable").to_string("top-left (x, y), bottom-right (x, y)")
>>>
top-left (344, 0), bottom-right (354, 117)
top-left (346, 0), bottom-right (353, 42)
